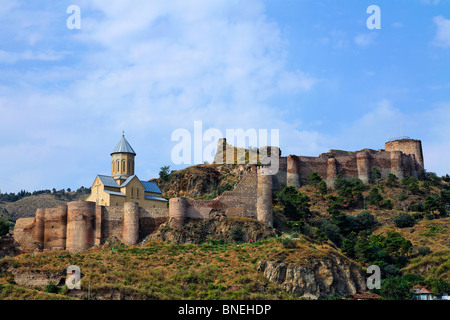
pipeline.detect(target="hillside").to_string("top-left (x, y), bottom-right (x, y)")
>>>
top-left (0, 191), bottom-right (90, 224)
top-left (0, 237), bottom-right (364, 300)
top-left (0, 164), bottom-right (449, 300)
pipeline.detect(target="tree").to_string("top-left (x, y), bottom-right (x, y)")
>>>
top-left (372, 167), bottom-right (381, 183)
top-left (356, 211), bottom-right (376, 230)
top-left (341, 232), bottom-right (357, 258)
top-left (385, 173), bottom-right (399, 188)
top-left (368, 187), bottom-right (383, 209)
top-left (318, 221), bottom-right (341, 246)
top-left (309, 171), bottom-right (322, 187)
top-left (230, 226), bottom-right (244, 242)
top-left (276, 186), bottom-right (311, 222)
top-left (380, 277), bottom-right (414, 300)
top-left (314, 229), bottom-right (328, 247)
top-left (317, 180), bottom-right (327, 196)
top-left (159, 166), bottom-right (171, 181)
top-left (424, 195), bottom-right (446, 217)
top-left (0, 219), bottom-right (9, 237)
top-left (393, 212), bottom-right (415, 228)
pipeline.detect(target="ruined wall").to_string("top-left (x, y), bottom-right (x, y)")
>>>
top-left (168, 165), bottom-right (266, 228)
top-left (272, 139), bottom-right (424, 191)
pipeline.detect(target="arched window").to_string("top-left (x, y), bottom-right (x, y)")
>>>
top-left (131, 187), bottom-right (134, 198)
top-left (136, 188), bottom-right (139, 199)
top-left (116, 160), bottom-right (120, 172)
top-left (112, 161), bottom-right (114, 173)
top-left (128, 160), bottom-right (131, 173)
top-left (122, 160), bottom-right (126, 172)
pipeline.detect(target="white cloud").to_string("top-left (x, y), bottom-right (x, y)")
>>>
top-left (0, 0), bottom-right (321, 191)
top-left (432, 15), bottom-right (450, 47)
top-left (354, 33), bottom-right (377, 47)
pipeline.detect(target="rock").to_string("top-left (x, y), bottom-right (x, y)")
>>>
top-left (257, 253), bottom-right (367, 299)
top-left (148, 215), bottom-right (275, 244)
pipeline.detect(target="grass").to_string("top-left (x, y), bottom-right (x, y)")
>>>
top-left (402, 249), bottom-right (450, 281)
top-left (0, 238), bottom-right (340, 300)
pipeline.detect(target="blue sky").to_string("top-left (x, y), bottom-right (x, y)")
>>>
top-left (0, 0), bottom-right (449, 193)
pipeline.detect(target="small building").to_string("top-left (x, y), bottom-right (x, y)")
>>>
top-left (412, 285), bottom-right (434, 300)
top-left (86, 135), bottom-right (167, 208)
top-left (350, 291), bottom-right (382, 300)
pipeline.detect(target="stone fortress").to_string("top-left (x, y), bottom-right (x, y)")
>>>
top-left (13, 136), bottom-right (424, 252)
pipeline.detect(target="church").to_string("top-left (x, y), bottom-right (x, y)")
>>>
top-left (85, 135), bottom-right (167, 208)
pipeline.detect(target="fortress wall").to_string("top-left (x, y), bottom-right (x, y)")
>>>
top-left (335, 155), bottom-right (358, 178)
top-left (370, 152), bottom-right (392, 179)
top-left (297, 156), bottom-right (328, 185)
top-left (273, 157), bottom-right (287, 191)
top-left (103, 206), bottom-right (124, 241)
top-left (43, 206), bottom-right (67, 251)
top-left (13, 217), bottom-right (35, 252)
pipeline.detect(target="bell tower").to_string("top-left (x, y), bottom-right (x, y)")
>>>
top-left (111, 133), bottom-right (136, 179)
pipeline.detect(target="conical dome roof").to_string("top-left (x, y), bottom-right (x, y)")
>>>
top-left (111, 135), bottom-right (136, 155)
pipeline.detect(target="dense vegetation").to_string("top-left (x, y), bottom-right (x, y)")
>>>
top-left (273, 169), bottom-right (450, 299)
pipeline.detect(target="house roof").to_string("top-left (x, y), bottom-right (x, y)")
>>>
top-left (120, 175), bottom-right (137, 187)
top-left (144, 195), bottom-right (168, 202)
top-left (111, 135), bottom-right (136, 155)
top-left (141, 181), bottom-right (162, 194)
top-left (98, 175), bottom-right (119, 188)
top-left (413, 287), bottom-right (432, 294)
top-left (351, 291), bottom-right (382, 300)
top-left (96, 173), bottom-right (162, 195)
top-left (104, 190), bottom-right (125, 197)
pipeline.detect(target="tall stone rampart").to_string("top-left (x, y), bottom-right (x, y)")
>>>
top-left (14, 201), bottom-right (169, 252)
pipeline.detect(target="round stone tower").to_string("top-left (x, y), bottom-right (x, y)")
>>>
top-left (66, 201), bottom-right (95, 252)
top-left (286, 156), bottom-right (301, 188)
top-left (169, 198), bottom-right (188, 228)
top-left (326, 158), bottom-right (338, 189)
top-left (257, 166), bottom-right (273, 227)
top-left (356, 152), bottom-right (371, 184)
top-left (123, 202), bottom-right (139, 245)
top-left (385, 139), bottom-right (424, 178)
top-left (33, 208), bottom-right (45, 251)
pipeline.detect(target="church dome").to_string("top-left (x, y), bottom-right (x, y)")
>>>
top-left (111, 135), bottom-right (136, 155)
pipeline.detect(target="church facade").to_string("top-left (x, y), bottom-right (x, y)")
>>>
top-left (85, 135), bottom-right (167, 208)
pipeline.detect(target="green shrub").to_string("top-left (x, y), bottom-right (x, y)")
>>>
top-left (355, 211), bottom-right (376, 230)
top-left (230, 226), bottom-right (244, 242)
top-left (281, 238), bottom-right (297, 249)
top-left (44, 281), bottom-right (60, 294)
top-left (0, 219), bottom-right (9, 237)
top-left (418, 246), bottom-right (431, 256)
top-left (393, 212), bottom-right (415, 228)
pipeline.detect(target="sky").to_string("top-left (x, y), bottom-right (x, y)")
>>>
top-left (0, 0), bottom-right (449, 193)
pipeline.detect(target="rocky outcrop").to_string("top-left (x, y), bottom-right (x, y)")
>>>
top-left (11, 270), bottom-right (64, 288)
top-left (257, 253), bottom-right (367, 299)
top-left (150, 164), bottom-right (253, 199)
top-left (149, 214), bottom-right (275, 244)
